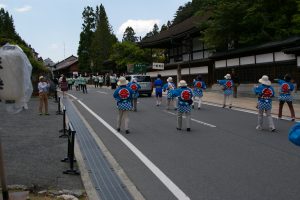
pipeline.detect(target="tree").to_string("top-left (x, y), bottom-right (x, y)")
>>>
top-left (77, 6), bottom-right (95, 73)
top-left (122, 26), bottom-right (137, 42)
top-left (110, 41), bottom-right (152, 72)
top-left (202, 0), bottom-right (299, 50)
top-left (91, 4), bottom-right (117, 72)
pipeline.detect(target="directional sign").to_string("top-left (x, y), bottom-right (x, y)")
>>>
top-left (133, 63), bottom-right (147, 73)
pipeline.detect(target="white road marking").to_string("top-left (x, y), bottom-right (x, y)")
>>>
top-left (97, 91), bottom-right (108, 94)
top-left (76, 100), bottom-right (191, 200)
top-left (66, 93), bottom-right (78, 100)
top-left (164, 111), bottom-right (217, 128)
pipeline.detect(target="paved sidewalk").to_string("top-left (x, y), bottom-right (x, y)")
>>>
top-left (203, 91), bottom-right (300, 120)
top-left (0, 97), bottom-right (84, 191)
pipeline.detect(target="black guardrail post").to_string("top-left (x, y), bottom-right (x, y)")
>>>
top-left (61, 122), bottom-right (80, 175)
top-left (56, 96), bottom-right (63, 115)
top-left (59, 106), bottom-right (68, 138)
top-left (54, 89), bottom-right (58, 103)
top-left (0, 138), bottom-right (9, 200)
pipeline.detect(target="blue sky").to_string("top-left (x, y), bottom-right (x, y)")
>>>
top-left (0, 0), bottom-right (189, 63)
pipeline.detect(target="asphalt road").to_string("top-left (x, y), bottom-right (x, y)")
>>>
top-left (68, 87), bottom-right (300, 200)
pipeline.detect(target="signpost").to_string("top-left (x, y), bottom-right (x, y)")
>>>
top-left (152, 62), bottom-right (164, 70)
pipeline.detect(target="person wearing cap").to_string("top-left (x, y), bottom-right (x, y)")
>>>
top-left (192, 75), bottom-right (206, 109)
top-left (254, 75), bottom-right (276, 132)
top-left (38, 76), bottom-right (50, 115)
top-left (154, 74), bottom-right (163, 106)
top-left (127, 78), bottom-right (141, 112)
top-left (163, 77), bottom-right (176, 110)
top-left (275, 74), bottom-right (295, 121)
top-left (217, 74), bottom-right (234, 108)
top-left (113, 77), bottom-right (134, 134)
top-left (171, 80), bottom-right (193, 132)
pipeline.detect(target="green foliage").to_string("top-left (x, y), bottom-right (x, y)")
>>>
top-left (110, 41), bottom-right (152, 72)
top-left (77, 6), bottom-right (95, 73)
top-left (91, 4), bottom-right (117, 73)
top-left (202, 0), bottom-right (299, 50)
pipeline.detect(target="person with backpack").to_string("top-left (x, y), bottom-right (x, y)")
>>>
top-left (113, 77), bottom-right (134, 134)
top-left (127, 78), bottom-right (141, 112)
top-left (217, 74), bottom-right (233, 108)
top-left (171, 80), bottom-right (193, 132)
top-left (275, 74), bottom-right (295, 121)
top-left (254, 75), bottom-right (276, 132)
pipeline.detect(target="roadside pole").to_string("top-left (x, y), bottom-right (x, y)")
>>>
top-left (0, 137), bottom-right (8, 200)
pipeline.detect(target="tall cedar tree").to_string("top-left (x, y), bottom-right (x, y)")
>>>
top-left (77, 6), bottom-right (95, 73)
top-left (91, 4), bottom-right (117, 72)
top-left (122, 27), bottom-right (137, 42)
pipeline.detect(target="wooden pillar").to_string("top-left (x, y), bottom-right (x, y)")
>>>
top-left (177, 63), bottom-right (181, 84)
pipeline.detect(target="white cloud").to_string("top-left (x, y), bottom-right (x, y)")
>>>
top-left (118, 19), bottom-right (160, 39)
top-left (0, 4), bottom-right (6, 9)
top-left (15, 5), bottom-right (32, 13)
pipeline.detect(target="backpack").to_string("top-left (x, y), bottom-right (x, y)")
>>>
top-left (289, 123), bottom-right (300, 146)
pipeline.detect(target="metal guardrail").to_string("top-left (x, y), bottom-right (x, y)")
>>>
top-left (61, 121), bottom-right (80, 175)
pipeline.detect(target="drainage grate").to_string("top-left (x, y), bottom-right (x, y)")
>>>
top-left (63, 98), bottom-right (133, 200)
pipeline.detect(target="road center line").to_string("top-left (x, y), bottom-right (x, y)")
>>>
top-left (97, 91), bottom-right (108, 94)
top-left (76, 100), bottom-right (191, 200)
top-left (164, 111), bottom-right (217, 128)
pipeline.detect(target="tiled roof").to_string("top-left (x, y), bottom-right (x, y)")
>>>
top-left (53, 55), bottom-right (78, 71)
top-left (140, 14), bottom-right (211, 48)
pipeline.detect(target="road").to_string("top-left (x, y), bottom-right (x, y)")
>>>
top-left (67, 86), bottom-right (300, 200)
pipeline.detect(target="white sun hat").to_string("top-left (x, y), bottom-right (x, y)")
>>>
top-left (167, 77), bottom-right (173, 82)
top-left (178, 80), bottom-right (187, 87)
top-left (259, 75), bottom-right (271, 86)
top-left (224, 74), bottom-right (231, 79)
top-left (117, 76), bottom-right (128, 86)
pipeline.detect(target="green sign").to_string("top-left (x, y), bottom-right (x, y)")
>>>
top-left (133, 63), bottom-right (147, 73)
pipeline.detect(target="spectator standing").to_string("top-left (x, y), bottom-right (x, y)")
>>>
top-left (231, 70), bottom-right (240, 98)
top-left (192, 75), bottom-right (206, 109)
top-left (60, 75), bottom-right (68, 97)
top-left (113, 77), bottom-right (133, 134)
top-left (154, 74), bottom-right (163, 106)
top-left (275, 74), bottom-right (295, 121)
top-left (99, 75), bottom-right (104, 88)
top-left (254, 75), bottom-right (276, 132)
top-left (127, 78), bottom-right (141, 112)
top-left (217, 74), bottom-right (233, 108)
top-left (163, 77), bottom-right (176, 110)
top-left (38, 76), bottom-right (50, 115)
top-left (171, 80), bottom-right (193, 132)
top-left (110, 74), bottom-right (117, 89)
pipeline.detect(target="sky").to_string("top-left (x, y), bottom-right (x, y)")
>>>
top-left (0, 0), bottom-right (190, 63)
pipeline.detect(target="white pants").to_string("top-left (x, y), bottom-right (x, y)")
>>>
top-left (177, 112), bottom-right (191, 129)
top-left (117, 110), bottom-right (129, 130)
top-left (257, 109), bottom-right (275, 129)
top-left (192, 96), bottom-right (202, 108)
top-left (223, 95), bottom-right (232, 107)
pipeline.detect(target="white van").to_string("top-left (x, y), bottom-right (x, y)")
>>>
top-left (125, 75), bottom-right (152, 97)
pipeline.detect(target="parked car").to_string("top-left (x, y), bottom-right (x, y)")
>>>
top-left (125, 75), bottom-right (152, 97)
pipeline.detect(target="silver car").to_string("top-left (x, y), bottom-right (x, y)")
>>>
top-left (125, 75), bottom-right (153, 97)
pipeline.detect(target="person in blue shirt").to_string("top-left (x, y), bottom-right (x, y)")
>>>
top-left (254, 75), bottom-right (276, 132)
top-left (113, 77), bottom-right (134, 134)
top-left (217, 73), bottom-right (233, 108)
top-left (163, 77), bottom-right (176, 110)
top-left (154, 74), bottom-right (163, 106)
top-left (192, 75), bottom-right (206, 109)
top-left (127, 78), bottom-right (141, 112)
top-left (171, 80), bottom-right (193, 132)
top-left (275, 74), bottom-right (295, 121)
